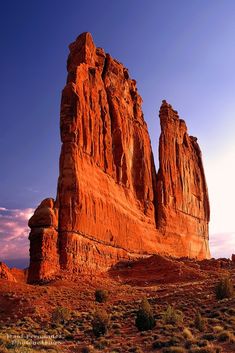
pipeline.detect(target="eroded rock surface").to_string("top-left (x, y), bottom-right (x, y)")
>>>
top-left (156, 100), bottom-right (210, 258)
top-left (0, 262), bottom-right (16, 282)
top-left (28, 198), bottom-right (59, 283)
top-left (28, 32), bottom-right (210, 283)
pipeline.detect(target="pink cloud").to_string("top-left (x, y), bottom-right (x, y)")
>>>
top-left (210, 232), bottom-right (235, 259)
top-left (0, 207), bottom-right (34, 260)
top-left (0, 207), bottom-right (233, 262)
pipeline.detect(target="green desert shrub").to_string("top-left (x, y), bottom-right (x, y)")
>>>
top-left (163, 305), bottom-right (183, 325)
top-left (135, 298), bottom-right (156, 331)
top-left (95, 289), bottom-right (108, 303)
top-left (92, 308), bottom-right (109, 337)
top-left (215, 277), bottom-right (234, 300)
top-left (194, 311), bottom-right (206, 332)
top-left (51, 306), bottom-right (71, 324)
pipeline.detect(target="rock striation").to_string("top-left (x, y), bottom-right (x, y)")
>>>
top-left (28, 32), bottom-right (210, 283)
top-left (156, 101), bottom-right (210, 258)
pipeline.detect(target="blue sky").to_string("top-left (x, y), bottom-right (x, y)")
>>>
top-left (0, 0), bottom-right (234, 264)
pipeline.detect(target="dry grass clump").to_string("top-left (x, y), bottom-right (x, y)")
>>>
top-left (194, 311), bottom-right (206, 332)
top-left (163, 305), bottom-right (183, 325)
top-left (51, 306), bottom-right (71, 324)
top-left (215, 277), bottom-right (234, 300)
top-left (92, 308), bottom-right (109, 337)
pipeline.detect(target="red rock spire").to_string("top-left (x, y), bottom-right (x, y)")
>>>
top-left (27, 35), bottom-right (210, 283)
top-left (157, 100), bottom-right (210, 258)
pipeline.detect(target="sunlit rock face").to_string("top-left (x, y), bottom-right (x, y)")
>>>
top-left (28, 32), bottom-right (210, 283)
top-left (28, 198), bottom-right (59, 283)
top-left (0, 262), bottom-right (16, 282)
top-left (156, 101), bottom-right (210, 259)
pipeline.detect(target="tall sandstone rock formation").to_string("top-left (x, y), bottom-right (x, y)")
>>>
top-left (157, 101), bottom-right (210, 258)
top-left (28, 33), bottom-right (210, 283)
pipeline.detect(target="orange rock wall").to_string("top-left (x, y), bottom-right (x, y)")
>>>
top-left (156, 101), bottom-right (210, 258)
top-left (57, 33), bottom-right (162, 274)
top-left (28, 33), bottom-right (210, 283)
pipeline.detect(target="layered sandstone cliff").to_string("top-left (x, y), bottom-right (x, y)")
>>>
top-left (28, 32), bottom-right (210, 283)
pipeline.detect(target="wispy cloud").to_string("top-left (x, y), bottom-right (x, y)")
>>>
top-left (0, 207), bottom-right (34, 260)
top-left (0, 207), bottom-right (233, 262)
top-left (210, 232), bottom-right (235, 259)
